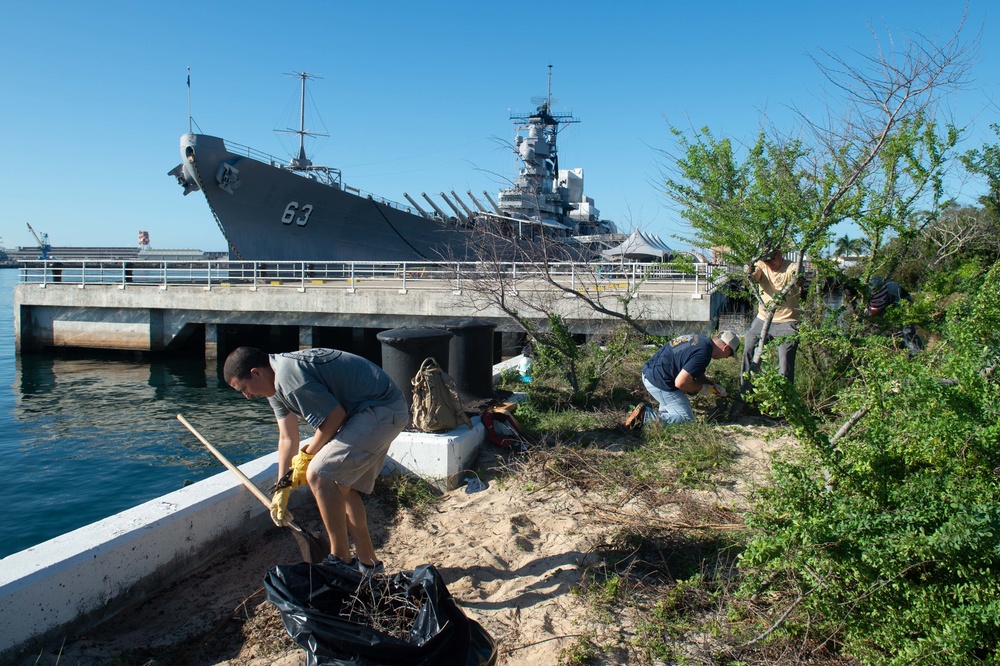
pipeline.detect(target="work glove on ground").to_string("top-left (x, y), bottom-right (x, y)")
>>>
top-left (270, 487), bottom-right (293, 527)
top-left (700, 382), bottom-right (727, 398)
top-left (290, 450), bottom-right (315, 489)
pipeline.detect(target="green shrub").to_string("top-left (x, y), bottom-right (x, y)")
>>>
top-left (739, 262), bottom-right (1000, 664)
top-left (558, 635), bottom-right (600, 665)
top-left (791, 294), bottom-right (861, 413)
top-left (529, 318), bottom-right (643, 405)
top-left (497, 366), bottom-right (523, 389)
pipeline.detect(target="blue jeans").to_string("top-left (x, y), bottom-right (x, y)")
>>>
top-left (642, 376), bottom-right (694, 425)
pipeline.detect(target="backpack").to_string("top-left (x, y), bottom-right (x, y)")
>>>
top-left (481, 408), bottom-right (529, 452)
top-left (411, 357), bottom-right (473, 433)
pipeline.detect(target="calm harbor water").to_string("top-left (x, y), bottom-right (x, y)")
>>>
top-left (0, 269), bottom-right (279, 559)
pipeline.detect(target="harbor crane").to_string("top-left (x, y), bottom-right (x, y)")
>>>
top-left (26, 223), bottom-right (51, 260)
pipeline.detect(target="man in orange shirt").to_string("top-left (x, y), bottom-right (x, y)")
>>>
top-left (731, 248), bottom-right (801, 417)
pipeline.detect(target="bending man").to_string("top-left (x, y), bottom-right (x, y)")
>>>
top-left (224, 347), bottom-right (408, 577)
top-left (628, 331), bottom-right (740, 428)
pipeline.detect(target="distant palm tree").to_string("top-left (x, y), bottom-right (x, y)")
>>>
top-left (834, 234), bottom-right (865, 258)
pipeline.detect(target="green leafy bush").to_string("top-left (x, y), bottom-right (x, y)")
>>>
top-left (739, 262), bottom-right (1000, 664)
top-left (528, 319), bottom-right (644, 408)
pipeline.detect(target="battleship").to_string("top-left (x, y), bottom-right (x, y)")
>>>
top-left (169, 69), bottom-right (620, 262)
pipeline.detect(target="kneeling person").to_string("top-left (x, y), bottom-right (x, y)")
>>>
top-left (224, 347), bottom-right (408, 577)
top-left (634, 331), bottom-right (739, 427)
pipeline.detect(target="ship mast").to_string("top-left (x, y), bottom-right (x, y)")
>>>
top-left (297, 73), bottom-right (307, 162)
top-left (546, 64), bottom-right (553, 111)
top-left (506, 66), bottom-right (578, 217)
top-left (279, 72), bottom-right (329, 169)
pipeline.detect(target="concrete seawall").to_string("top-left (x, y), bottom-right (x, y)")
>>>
top-left (0, 452), bottom-right (281, 662)
top-left (0, 414), bottom-right (488, 662)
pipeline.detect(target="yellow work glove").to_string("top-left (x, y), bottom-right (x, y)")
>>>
top-left (700, 382), bottom-right (727, 398)
top-left (270, 487), bottom-right (292, 527)
top-left (290, 450), bottom-right (315, 490)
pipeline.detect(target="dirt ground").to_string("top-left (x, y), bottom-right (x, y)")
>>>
top-left (21, 420), bottom-right (785, 666)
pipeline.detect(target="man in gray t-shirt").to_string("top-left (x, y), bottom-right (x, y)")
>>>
top-left (224, 347), bottom-right (408, 577)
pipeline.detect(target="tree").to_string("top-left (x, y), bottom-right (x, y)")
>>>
top-left (661, 19), bottom-right (973, 380)
top-left (659, 18), bottom-right (1000, 662)
top-left (449, 221), bottom-right (658, 396)
top-left (833, 233), bottom-right (867, 259)
top-left (924, 204), bottom-right (1000, 266)
top-left (961, 122), bottom-right (1000, 218)
top-left (740, 261), bottom-right (1000, 665)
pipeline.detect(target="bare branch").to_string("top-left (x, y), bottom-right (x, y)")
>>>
top-left (830, 405), bottom-right (871, 444)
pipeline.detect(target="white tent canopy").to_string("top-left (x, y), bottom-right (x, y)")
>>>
top-left (601, 229), bottom-right (673, 261)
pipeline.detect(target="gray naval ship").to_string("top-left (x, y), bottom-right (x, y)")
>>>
top-left (169, 69), bottom-right (620, 262)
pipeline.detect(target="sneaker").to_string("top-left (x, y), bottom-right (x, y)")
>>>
top-left (322, 554), bottom-right (362, 580)
top-left (357, 559), bottom-right (385, 577)
top-left (625, 403), bottom-right (646, 430)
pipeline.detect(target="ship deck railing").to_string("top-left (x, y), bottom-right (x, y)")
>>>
top-left (16, 259), bottom-right (723, 295)
top-left (222, 139), bottom-right (422, 218)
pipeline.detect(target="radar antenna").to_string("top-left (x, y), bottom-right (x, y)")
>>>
top-left (512, 65), bottom-right (576, 132)
top-left (530, 65), bottom-right (559, 111)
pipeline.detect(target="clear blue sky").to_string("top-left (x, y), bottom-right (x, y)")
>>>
top-left (1, 1), bottom-right (996, 253)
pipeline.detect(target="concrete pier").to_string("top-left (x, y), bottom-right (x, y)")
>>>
top-left (13, 260), bottom-right (729, 356)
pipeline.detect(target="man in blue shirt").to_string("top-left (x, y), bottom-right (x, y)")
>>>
top-left (627, 331), bottom-right (740, 428)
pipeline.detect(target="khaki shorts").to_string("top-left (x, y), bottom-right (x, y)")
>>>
top-left (310, 397), bottom-right (408, 493)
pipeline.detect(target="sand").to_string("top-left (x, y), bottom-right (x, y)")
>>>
top-left (21, 421), bottom-right (784, 666)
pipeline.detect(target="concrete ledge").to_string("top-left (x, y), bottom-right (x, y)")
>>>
top-left (492, 355), bottom-right (524, 383)
top-left (0, 453), bottom-right (286, 662)
top-left (0, 419), bottom-right (491, 660)
top-left (384, 416), bottom-right (486, 490)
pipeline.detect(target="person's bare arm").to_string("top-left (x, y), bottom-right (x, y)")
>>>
top-left (675, 369), bottom-right (701, 393)
top-left (301, 403), bottom-right (347, 456)
top-left (276, 413), bottom-right (301, 477)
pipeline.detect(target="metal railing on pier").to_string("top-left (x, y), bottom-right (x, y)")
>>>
top-left (17, 259), bottom-right (722, 294)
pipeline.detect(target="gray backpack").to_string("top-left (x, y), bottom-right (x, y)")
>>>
top-left (410, 357), bottom-right (473, 432)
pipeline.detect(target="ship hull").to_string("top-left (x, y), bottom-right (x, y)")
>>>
top-left (180, 134), bottom-right (479, 262)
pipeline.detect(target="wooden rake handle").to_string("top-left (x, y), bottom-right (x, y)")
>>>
top-left (178, 414), bottom-right (329, 564)
top-left (177, 413), bottom-right (272, 508)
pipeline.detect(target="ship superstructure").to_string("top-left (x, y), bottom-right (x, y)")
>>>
top-left (169, 69), bottom-right (619, 262)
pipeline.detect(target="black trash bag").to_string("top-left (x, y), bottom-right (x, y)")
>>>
top-left (264, 561), bottom-right (497, 666)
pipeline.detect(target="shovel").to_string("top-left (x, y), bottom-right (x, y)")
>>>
top-left (177, 414), bottom-right (329, 564)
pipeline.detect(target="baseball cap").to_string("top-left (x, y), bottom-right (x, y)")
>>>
top-left (718, 330), bottom-right (740, 357)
